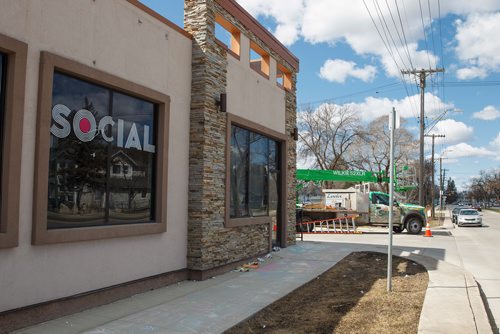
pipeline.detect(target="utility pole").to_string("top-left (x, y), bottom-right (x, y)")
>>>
top-left (439, 157), bottom-right (443, 211)
top-left (425, 134), bottom-right (445, 218)
top-left (440, 166), bottom-right (449, 210)
top-left (402, 68), bottom-right (444, 206)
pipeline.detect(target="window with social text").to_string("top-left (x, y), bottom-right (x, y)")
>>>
top-left (48, 72), bottom-right (157, 229)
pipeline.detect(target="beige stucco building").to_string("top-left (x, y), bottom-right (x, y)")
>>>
top-left (0, 0), bottom-right (298, 331)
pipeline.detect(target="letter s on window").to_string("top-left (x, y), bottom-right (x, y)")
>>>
top-left (50, 104), bottom-right (71, 138)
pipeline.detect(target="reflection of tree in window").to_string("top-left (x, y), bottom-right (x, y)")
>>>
top-left (48, 72), bottom-right (156, 228)
top-left (230, 125), bottom-right (279, 218)
top-left (49, 96), bottom-right (108, 219)
top-left (230, 126), bottom-right (249, 217)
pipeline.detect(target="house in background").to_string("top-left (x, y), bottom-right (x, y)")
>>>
top-left (0, 0), bottom-right (298, 331)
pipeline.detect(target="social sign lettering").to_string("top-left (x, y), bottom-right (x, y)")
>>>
top-left (50, 104), bottom-right (155, 153)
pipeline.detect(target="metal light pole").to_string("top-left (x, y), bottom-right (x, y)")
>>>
top-left (387, 107), bottom-right (397, 292)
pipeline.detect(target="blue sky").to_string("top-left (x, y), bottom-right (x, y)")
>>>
top-left (140, 0), bottom-right (500, 191)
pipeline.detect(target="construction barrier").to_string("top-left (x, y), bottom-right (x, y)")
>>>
top-left (296, 215), bottom-right (361, 235)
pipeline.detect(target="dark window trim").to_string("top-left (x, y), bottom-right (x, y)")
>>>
top-left (225, 113), bottom-right (288, 231)
top-left (0, 33), bottom-right (27, 249)
top-left (33, 51), bottom-right (169, 245)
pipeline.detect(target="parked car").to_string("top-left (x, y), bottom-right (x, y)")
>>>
top-left (456, 209), bottom-right (482, 227)
top-left (451, 207), bottom-right (462, 224)
top-left (472, 204), bottom-right (482, 211)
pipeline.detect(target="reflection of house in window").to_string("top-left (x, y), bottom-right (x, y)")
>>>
top-left (110, 150), bottom-right (143, 179)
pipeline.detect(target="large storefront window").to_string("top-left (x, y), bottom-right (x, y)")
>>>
top-left (0, 34), bottom-right (27, 248)
top-left (230, 125), bottom-right (279, 218)
top-left (48, 72), bottom-right (156, 229)
top-left (0, 53), bottom-right (6, 208)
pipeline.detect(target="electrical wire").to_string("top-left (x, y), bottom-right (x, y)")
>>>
top-left (418, 0), bottom-right (433, 69)
top-left (298, 81), bottom-right (401, 108)
top-left (363, 0), bottom-right (420, 121)
top-left (393, 0), bottom-right (415, 71)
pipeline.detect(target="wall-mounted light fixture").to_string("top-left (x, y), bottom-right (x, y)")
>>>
top-left (291, 127), bottom-right (298, 141)
top-left (216, 93), bottom-right (227, 112)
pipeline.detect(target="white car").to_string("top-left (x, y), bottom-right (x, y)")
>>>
top-left (457, 209), bottom-right (482, 227)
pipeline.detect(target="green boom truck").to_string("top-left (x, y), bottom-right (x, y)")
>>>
top-left (296, 169), bottom-right (426, 234)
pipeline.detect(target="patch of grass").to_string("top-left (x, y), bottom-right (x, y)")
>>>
top-left (224, 252), bottom-right (428, 334)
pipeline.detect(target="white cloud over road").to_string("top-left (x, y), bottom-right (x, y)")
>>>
top-left (346, 93), bottom-right (452, 122)
top-left (303, 92), bottom-right (452, 124)
top-left (444, 143), bottom-right (496, 158)
top-left (456, 67), bottom-right (488, 80)
top-left (427, 119), bottom-right (473, 144)
top-left (319, 59), bottom-right (377, 83)
top-left (472, 105), bottom-right (500, 121)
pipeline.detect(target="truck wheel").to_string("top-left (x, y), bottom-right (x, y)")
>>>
top-left (393, 225), bottom-right (404, 233)
top-left (406, 217), bottom-right (423, 234)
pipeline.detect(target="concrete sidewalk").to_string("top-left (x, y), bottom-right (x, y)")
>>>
top-left (15, 219), bottom-right (492, 333)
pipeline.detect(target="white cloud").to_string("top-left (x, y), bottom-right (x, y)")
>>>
top-left (427, 119), bottom-right (473, 144)
top-left (472, 105), bottom-right (500, 121)
top-left (443, 143), bottom-right (496, 159)
top-left (456, 67), bottom-right (488, 80)
top-left (344, 93), bottom-right (452, 123)
top-left (236, 0), bottom-right (304, 46)
top-left (301, 93), bottom-right (452, 123)
top-left (319, 59), bottom-right (376, 83)
top-left (490, 132), bottom-right (500, 156)
top-left (455, 12), bottom-right (500, 75)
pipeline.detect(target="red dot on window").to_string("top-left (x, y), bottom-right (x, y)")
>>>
top-left (79, 118), bottom-right (91, 133)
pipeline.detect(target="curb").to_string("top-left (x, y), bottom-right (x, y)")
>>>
top-left (393, 251), bottom-right (492, 334)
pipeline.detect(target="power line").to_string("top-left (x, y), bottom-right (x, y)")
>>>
top-left (394, 0), bottom-right (415, 71)
top-left (418, 0), bottom-right (433, 69)
top-left (437, 81), bottom-right (500, 87)
top-left (298, 81), bottom-right (401, 108)
top-left (426, 0), bottom-right (438, 68)
top-left (363, 0), bottom-right (420, 121)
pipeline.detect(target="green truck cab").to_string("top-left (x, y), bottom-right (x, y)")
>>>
top-left (369, 191), bottom-right (426, 234)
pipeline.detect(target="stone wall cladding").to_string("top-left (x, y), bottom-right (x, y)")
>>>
top-left (285, 75), bottom-right (298, 245)
top-left (185, 0), bottom-right (297, 271)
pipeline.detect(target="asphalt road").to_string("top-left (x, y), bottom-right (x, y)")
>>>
top-left (451, 207), bottom-right (500, 333)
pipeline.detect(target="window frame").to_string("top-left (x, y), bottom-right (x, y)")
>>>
top-left (0, 33), bottom-right (27, 249)
top-left (33, 52), bottom-right (169, 245)
top-left (225, 113), bottom-right (287, 228)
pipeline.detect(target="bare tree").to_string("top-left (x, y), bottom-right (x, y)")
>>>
top-left (347, 116), bottom-right (418, 193)
top-left (468, 168), bottom-right (500, 204)
top-left (298, 104), bottom-right (362, 170)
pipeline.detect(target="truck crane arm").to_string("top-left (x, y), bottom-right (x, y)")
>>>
top-left (296, 169), bottom-right (389, 183)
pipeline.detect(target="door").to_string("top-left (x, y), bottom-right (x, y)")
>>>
top-left (269, 141), bottom-right (281, 247)
top-left (369, 193), bottom-right (401, 224)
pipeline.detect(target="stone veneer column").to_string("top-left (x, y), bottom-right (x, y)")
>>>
top-left (286, 74), bottom-right (298, 245)
top-left (185, 0), bottom-right (269, 272)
